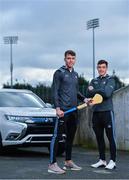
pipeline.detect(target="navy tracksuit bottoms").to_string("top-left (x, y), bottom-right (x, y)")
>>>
top-left (92, 111), bottom-right (116, 162)
top-left (50, 112), bottom-right (77, 164)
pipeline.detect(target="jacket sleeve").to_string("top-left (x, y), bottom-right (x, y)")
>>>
top-left (87, 77), bottom-right (115, 99)
top-left (86, 80), bottom-right (96, 98)
top-left (98, 77), bottom-right (115, 98)
top-left (77, 91), bottom-right (86, 101)
top-left (52, 70), bottom-right (62, 108)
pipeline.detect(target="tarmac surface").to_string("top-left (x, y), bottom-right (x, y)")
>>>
top-left (0, 146), bottom-right (129, 179)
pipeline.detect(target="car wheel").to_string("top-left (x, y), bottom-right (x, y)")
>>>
top-left (48, 142), bottom-right (65, 156)
top-left (0, 133), bottom-right (3, 153)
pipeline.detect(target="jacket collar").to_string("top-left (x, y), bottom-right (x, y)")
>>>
top-left (62, 65), bottom-right (74, 72)
top-left (98, 74), bottom-right (109, 79)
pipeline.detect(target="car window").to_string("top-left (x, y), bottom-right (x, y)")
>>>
top-left (0, 92), bottom-right (46, 108)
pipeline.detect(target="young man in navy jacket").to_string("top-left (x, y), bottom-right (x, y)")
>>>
top-left (87, 60), bottom-right (116, 170)
top-left (48, 50), bottom-right (87, 174)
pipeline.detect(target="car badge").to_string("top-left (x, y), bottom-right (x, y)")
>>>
top-left (25, 120), bottom-right (35, 123)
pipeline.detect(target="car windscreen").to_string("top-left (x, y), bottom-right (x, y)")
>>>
top-left (0, 92), bottom-right (46, 108)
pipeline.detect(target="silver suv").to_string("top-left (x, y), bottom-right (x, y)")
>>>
top-left (0, 89), bottom-right (65, 155)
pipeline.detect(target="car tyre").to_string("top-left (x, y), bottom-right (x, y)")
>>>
top-left (0, 133), bottom-right (3, 154)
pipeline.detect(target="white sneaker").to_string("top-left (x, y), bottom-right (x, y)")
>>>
top-left (48, 163), bottom-right (65, 174)
top-left (105, 160), bottom-right (116, 170)
top-left (91, 159), bottom-right (107, 168)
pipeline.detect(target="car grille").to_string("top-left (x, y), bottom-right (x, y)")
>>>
top-left (22, 117), bottom-right (65, 139)
top-left (26, 124), bottom-right (55, 134)
top-left (31, 117), bottom-right (57, 124)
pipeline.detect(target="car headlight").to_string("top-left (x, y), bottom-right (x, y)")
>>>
top-left (5, 115), bottom-right (32, 123)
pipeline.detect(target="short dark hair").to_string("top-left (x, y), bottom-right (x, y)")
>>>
top-left (97, 59), bottom-right (108, 67)
top-left (64, 50), bottom-right (76, 57)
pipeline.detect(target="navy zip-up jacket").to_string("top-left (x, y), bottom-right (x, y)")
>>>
top-left (52, 66), bottom-right (85, 111)
top-left (87, 74), bottom-right (116, 112)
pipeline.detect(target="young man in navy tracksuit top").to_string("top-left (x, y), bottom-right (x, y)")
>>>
top-left (87, 60), bottom-right (116, 170)
top-left (48, 50), bottom-right (87, 174)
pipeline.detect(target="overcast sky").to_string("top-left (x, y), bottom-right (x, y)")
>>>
top-left (0, 0), bottom-right (129, 87)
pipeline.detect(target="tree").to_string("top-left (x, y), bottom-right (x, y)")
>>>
top-left (3, 81), bottom-right (51, 103)
top-left (113, 75), bottom-right (125, 90)
top-left (112, 70), bottom-right (125, 90)
top-left (78, 74), bottom-right (89, 96)
top-left (3, 73), bottom-right (125, 104)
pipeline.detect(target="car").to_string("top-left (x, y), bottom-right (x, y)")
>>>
top-left (0, 88), bottom-right (65, 155)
